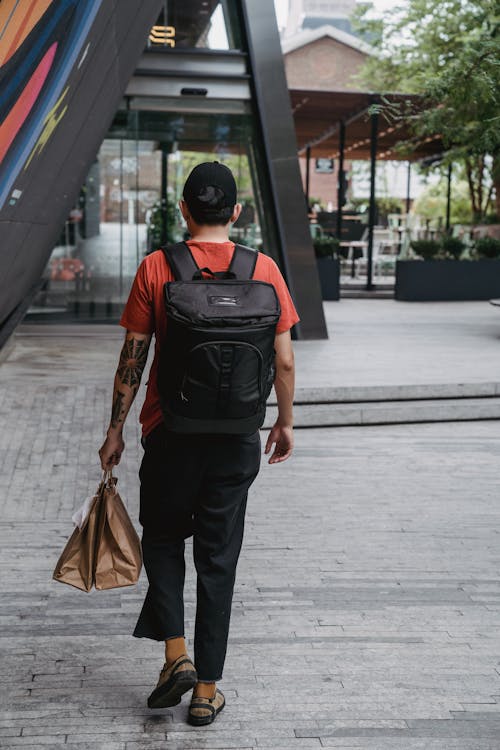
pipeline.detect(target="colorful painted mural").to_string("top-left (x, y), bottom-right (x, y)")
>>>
top-left (0, 0), bottom-right (163, 347)
top-left (0, 0), bottom-right (105, 208)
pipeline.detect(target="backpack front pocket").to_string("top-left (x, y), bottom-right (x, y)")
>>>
top-left (178, 341), bottom-right (263, 419)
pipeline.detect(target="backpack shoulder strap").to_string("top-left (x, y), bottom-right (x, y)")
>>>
top-left (229, 244), bottom-right (258, 280)
top-left (161, 242), bottom-right (199, 281)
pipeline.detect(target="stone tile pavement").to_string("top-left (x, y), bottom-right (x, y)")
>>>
top-left (2, 320), bottom-right (500, 748)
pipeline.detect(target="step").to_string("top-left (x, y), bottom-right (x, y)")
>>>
top-left (288, 382), bottom-right (500, 404)
top-left (264, 396), bottom-right (500, 428)
top-left (340, 289), bottom-right (395, 299)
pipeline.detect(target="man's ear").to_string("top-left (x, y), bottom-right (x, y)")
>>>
top-left (230, 203), bottom-right (242, 223)
top-left (179, 199), bottom-right (190, 222)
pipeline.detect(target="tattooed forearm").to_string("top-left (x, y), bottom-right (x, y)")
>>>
top-left (111, 390), bottom-right (126, 428)
top-left (106, 333), bottom-right (151, 435)
top-left (117, 337), bottom-right (149, 388)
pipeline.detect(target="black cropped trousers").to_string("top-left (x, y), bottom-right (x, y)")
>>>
top-left (133, 423), bottom-right (261, 682)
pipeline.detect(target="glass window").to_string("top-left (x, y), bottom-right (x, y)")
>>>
top-left (148, 1), bottom-right (241, 51)
top-left (28, 109), bottom-right (272, 323)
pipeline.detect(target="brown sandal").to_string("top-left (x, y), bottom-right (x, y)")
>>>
top-left (147, 654), bottom-right (197, 709)
top-left (188, 688), bottom-right (225, 725)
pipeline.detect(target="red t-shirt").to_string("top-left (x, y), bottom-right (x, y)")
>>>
top-left (120, 240), bottom-right (300, 437)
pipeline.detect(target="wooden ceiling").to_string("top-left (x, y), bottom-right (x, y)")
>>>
top-left (290, 89), bottom-right (443, 162)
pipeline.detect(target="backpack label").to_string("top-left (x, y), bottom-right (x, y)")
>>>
top-left (209, 295), bottom-right (241, 307)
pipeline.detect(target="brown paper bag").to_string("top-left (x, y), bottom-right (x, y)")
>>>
top-left (53, 473), bottom-right (142, 592)
top-left (94, 476), bottom-right (142, 590)
top-left (52, 490), bottom-right (101, 592)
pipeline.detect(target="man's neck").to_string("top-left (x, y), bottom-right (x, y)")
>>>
top-left (188, 224), bottom-right (231, 243)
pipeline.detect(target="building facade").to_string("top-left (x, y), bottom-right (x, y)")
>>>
top-left (282, 25), bottom-right (372, 210)
top-left (0, 0), bottom-right (327, 345)
top-left (284, 0), bottom-right (358, 38)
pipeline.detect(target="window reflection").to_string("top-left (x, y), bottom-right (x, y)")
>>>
top-left (148, 1), bottom-right (238, 50)
top-left (28, 112), bottom-right (264, 323)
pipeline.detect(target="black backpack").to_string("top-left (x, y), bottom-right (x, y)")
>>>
top-left (157, 242), bottom-right (281, 434)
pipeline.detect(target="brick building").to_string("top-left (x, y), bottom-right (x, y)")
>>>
top-left (282, 24), bottom-right (373, 209)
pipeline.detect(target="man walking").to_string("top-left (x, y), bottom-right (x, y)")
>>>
top-left (99, 162), bottom-right (298, 725)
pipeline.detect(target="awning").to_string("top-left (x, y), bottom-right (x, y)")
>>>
top-left (290, 89), bottom-right (443, 161)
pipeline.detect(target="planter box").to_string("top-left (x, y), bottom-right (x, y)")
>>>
top-left (316, 256), bottom-right (340, 301)
top-left (395, 259), bottom-right (500, 301)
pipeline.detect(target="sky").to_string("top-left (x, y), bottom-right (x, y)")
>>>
top-left (274, 0), bottom-right (400, 27)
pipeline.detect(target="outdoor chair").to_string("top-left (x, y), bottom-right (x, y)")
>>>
top-left (355, 228), bottom-right (397, 278)
top-left (339, 223), bottom-right (368, 278)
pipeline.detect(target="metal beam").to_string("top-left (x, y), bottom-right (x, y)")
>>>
top-left (336, 120), bottom-right (345, 240)
top-left (366, 111), bottom-right (378, 292)
top-left (406, 160), bottom-right (411, 214)
top-left (239, 0), bottom-right (327, 339)
top-left (446, 163), bottom-right (452, 232)
top-left (305, 145), bottom-right (311, 207)
top-left (160, 146), bottom-right (169, 245)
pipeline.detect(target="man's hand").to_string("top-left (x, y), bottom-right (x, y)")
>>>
top-left (267, 330), bottom-right (295, 465)
top-left (99, 431), bottom-right (125, 471)
top-left (265, 422), bottom-right (294, 464)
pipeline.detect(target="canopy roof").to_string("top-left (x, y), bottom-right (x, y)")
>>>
top-left (290, 89), bottom-right (444, 162)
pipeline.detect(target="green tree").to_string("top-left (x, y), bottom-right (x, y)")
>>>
top-left (413, 171), bottom-right (473, 224)
top-left (353, 0), bottom-right (500, 221)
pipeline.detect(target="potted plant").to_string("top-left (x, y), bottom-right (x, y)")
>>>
top-left (147, 199), bottom-right (178, 252)
top-left (441, 236), bottom-right (467, 260)
top-left (313, 236), bottom-right (340, 301)
top-left (410, 239), bottom-right (441, 260)
top-left (475, 236), bottom-right (500, 259)
top-left (396, 233), bottom-right (500, 301)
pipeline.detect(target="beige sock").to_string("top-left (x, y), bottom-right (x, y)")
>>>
top-left (193, 681), bottom-right (216, 699)
top-left (164, 636), bottom-right (187, 666)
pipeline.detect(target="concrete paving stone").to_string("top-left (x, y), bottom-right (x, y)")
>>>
top-left (253, 743), bottom-right (322, 749)
top-left (5, 736), bottom-right (70, 745)
top-left (319, 742), bottom-right (500, 749)
top-left (45, 732), bottom-right (164, 744)
top-left (405, 717), bottom-right (500, 737)
top-left (125, 744), bottom-right (255, 750)
top-left (452, 710), bottom-right (500, 719)
top-left (19, 721), bottom-right (157, 737)
top-left (0, 727), bottom-right (23, 737)
top-left (316, 728), bottom-right (412, 738)
top-left (3, 313), bottom-right (500, 748)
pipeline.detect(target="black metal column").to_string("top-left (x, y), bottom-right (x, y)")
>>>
top-left (305, 145), bottom-right (311, 209)
top-left (160, 145), bottom-right (169, 245)
top-left (406, 160), bottom-right (411, 214)
top-left (239, 0), bottom-right (327, 339)
top-left (446, 162), bottom-right (452, 232)
top-left (366, 111), bottom-right (378, 291)
top-left (336, 120), bottom-right (345, 239)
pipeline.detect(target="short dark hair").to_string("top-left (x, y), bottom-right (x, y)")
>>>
top-left (185, 185), bottom-right (234, 226)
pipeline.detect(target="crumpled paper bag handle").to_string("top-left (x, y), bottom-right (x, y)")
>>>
top-left (71, 471), bottom-right (116, 529)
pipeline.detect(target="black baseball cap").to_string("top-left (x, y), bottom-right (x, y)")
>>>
top-left (183, 161), bottom-right (237, 218)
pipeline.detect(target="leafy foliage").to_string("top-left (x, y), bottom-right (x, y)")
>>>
top-left (147, 198), bottom-right (178, 248)
top-left (474, 236), bottom-right (500, 258)
top-left (410, 238), bottom-right (441, 260)
top-left (441, 236), bottom-right (467, 259)
top-left (353, 0), bottom-right (500, 219)
top-left (412, 170), bottom-right (473, 223)
top-left (313, 236), bottom-right (340, 258)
